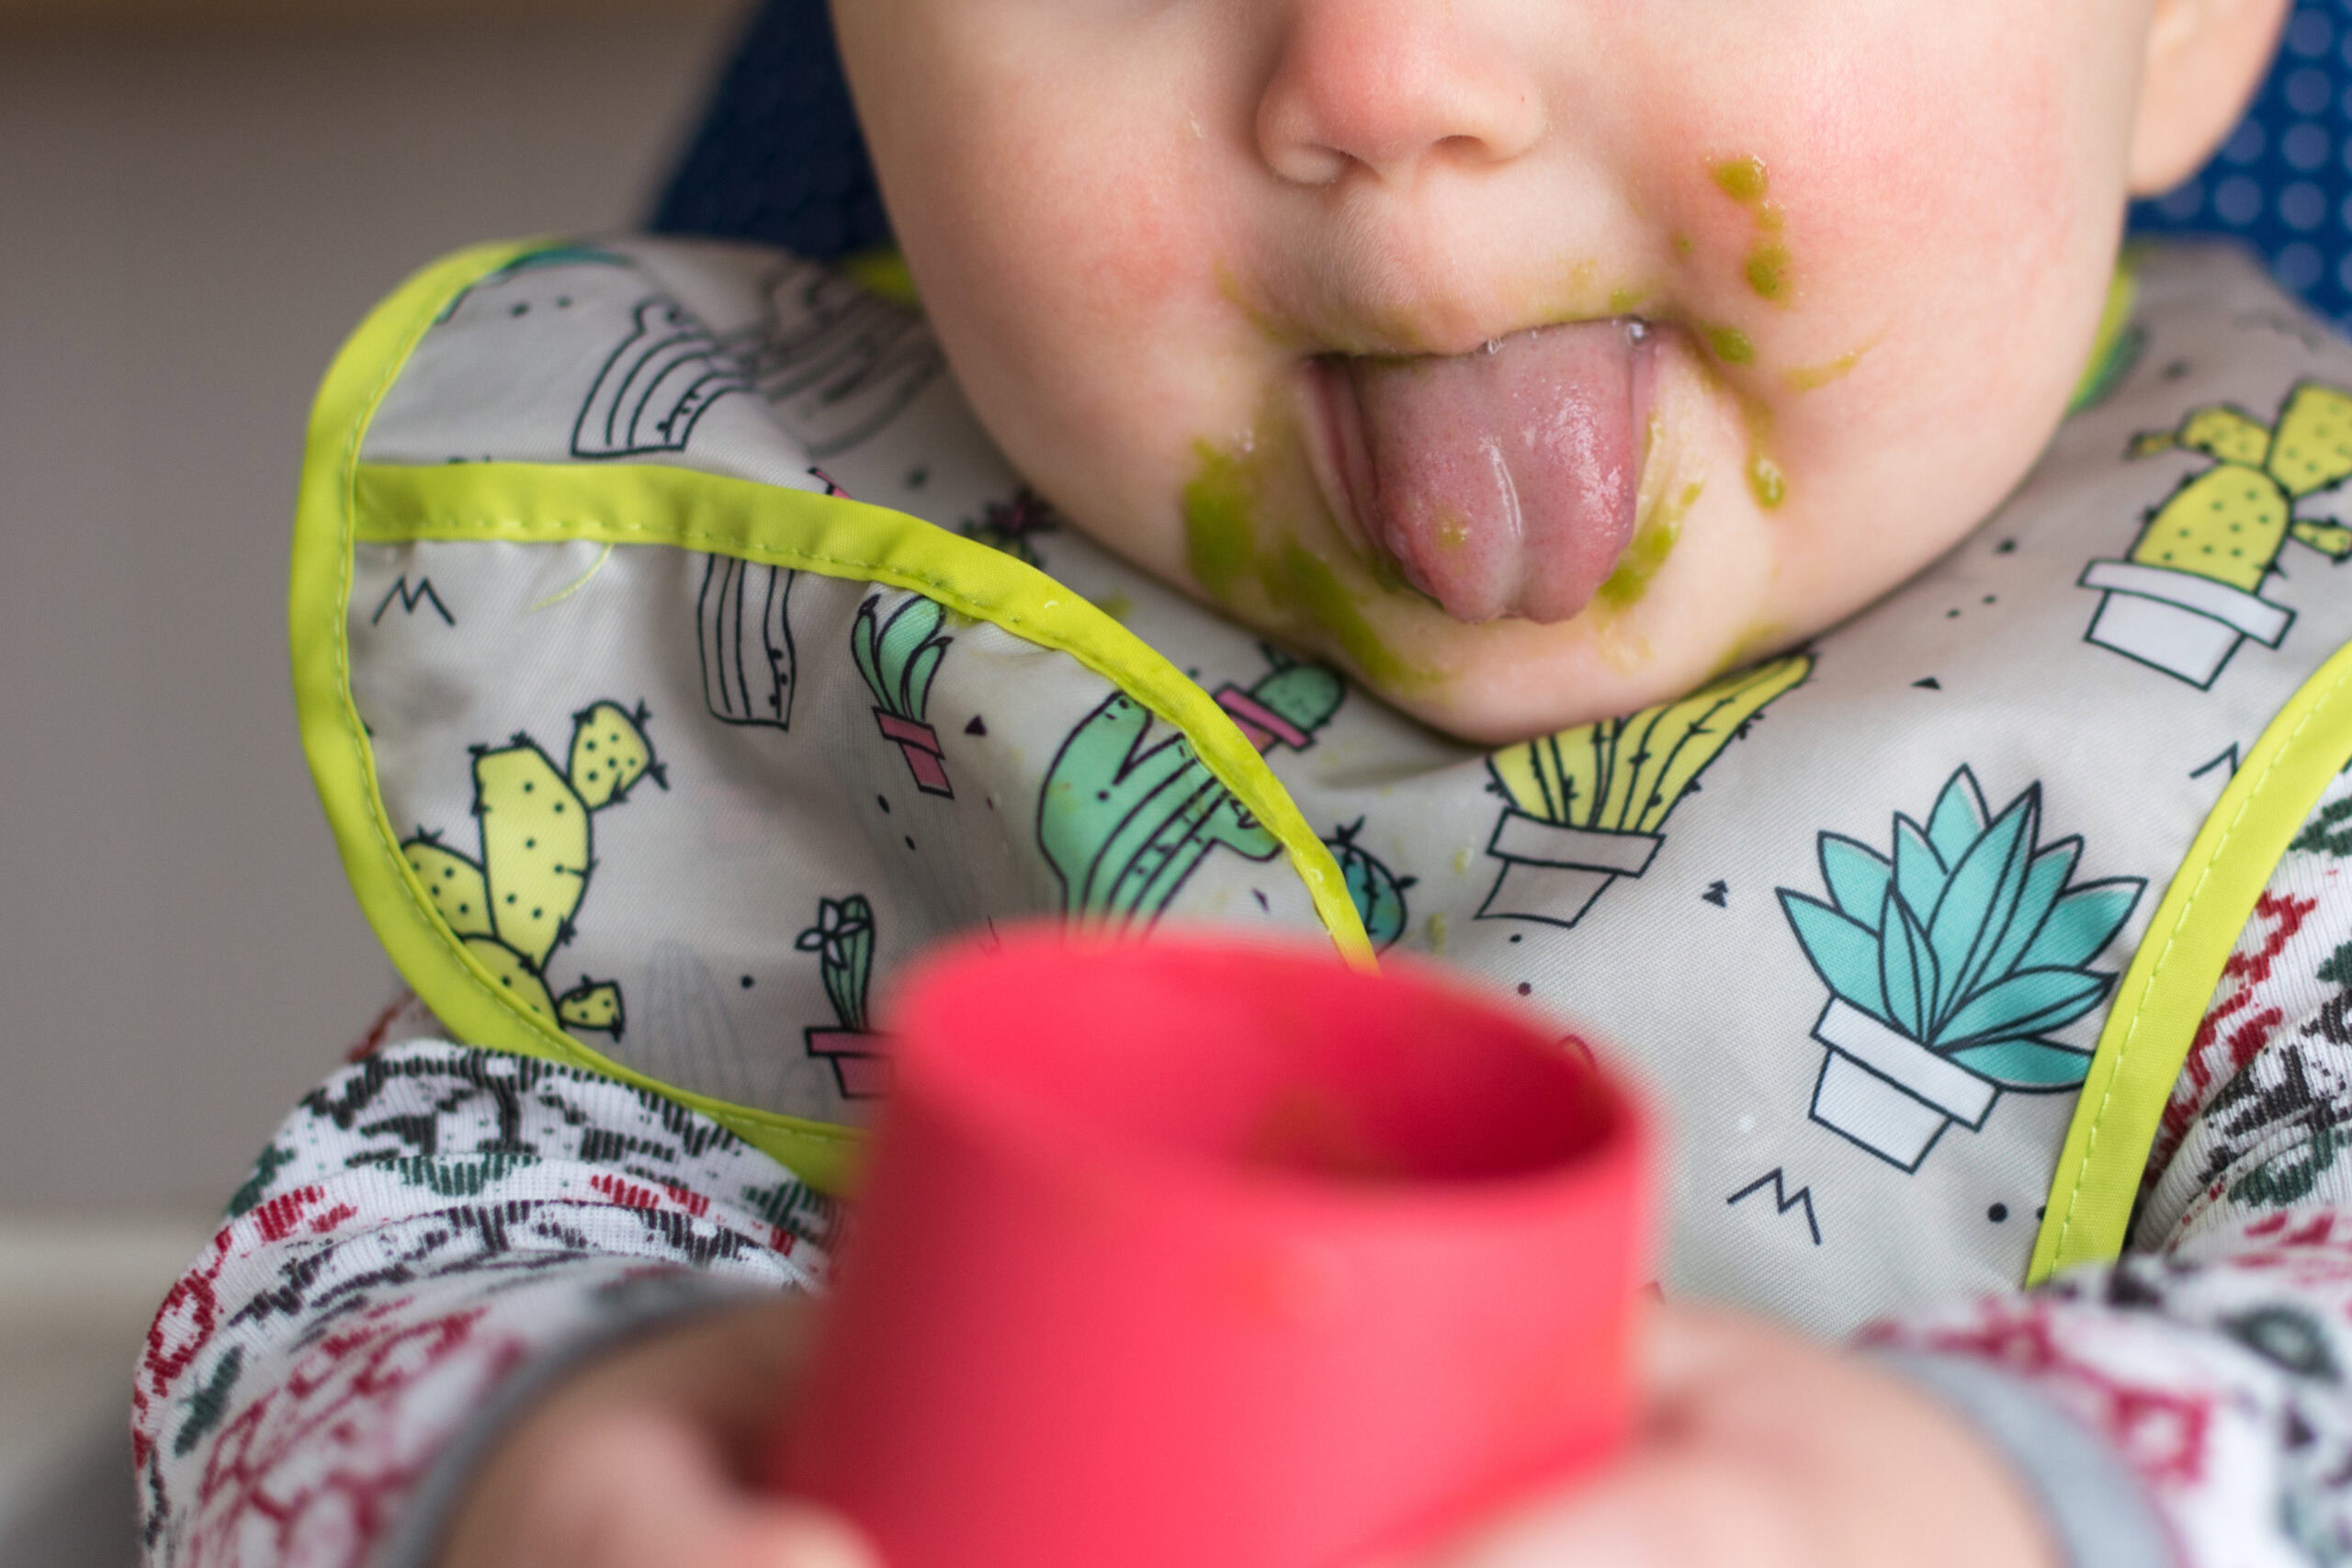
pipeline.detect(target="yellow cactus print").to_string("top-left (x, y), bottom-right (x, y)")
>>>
top-left (2129, 383), bottom-right (2352, 593)
top-left (465, 932), bottom-right (560, 1022)
top-left (400, 699), bottom-right (662, 1041)
top-left (2170, 405), bottom-right (2272, 468)
top-left (557, 980), bottom-right (626, 1033)
top-left (403, 839), bottom-right (493, 940)
top-left (570, 700), bottom-right (657, 810)
top-left (1490, 655), bottom-right (1814, 836)
top-left (476, 744), bottom-right (591, 968)
top-left (2269, 383), bottom-right (2352, 496)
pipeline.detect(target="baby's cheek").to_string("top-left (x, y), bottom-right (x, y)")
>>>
top-left (911, 114), bottom-right (1216, 422)
top-left (1743, 36), bottom-right (2094, 433)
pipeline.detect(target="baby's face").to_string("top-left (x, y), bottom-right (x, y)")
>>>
top-left (835, 1), bottom-right (2260, 743)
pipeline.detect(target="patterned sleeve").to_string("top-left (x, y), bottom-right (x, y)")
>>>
top-left (133, 1016), bottom-right (838, 1568)
top-left (1870, 769), bottom-right (2352, 1567)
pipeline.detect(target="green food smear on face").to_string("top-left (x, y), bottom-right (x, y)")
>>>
top-left (1267, 543), bottom-right (1411, 685)
top-left (1599, 521), bottom-right (1679, 611)
top-left (1707, 325), bottom-right (1756, 365)
top-left (1181, 437), bottom-right (1429, 687)
top-left (1748, 452), bottom-right (1787, 508)
top-left (1598, 480), bottom-right (1702, 610)
top-left (1712, 155), bottom-right (1770, 205)
top-left (1183, 442), bottom-right (1259, 601)
top-left (1711, 154), bottom-right (1793, 306)
top-left (1744, 243), bottom-right (1791, 302)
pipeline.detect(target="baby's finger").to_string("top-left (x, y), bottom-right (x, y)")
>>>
top-left (1408, 1449), bottom-right (1814, 1568)
top-left (441, 1404), bottom-right (876, 1568)
top-left (730, 1499), bottom-right (883, 1568)
top-left (1634, 1301), bottom-right (1780, 1405)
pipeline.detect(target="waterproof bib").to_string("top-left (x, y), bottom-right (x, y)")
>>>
top-left (298, 238), bottom-right (2352, 1334)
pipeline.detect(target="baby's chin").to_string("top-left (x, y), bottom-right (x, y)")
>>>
top-left (1265, 590), bottom-right (1781, 749)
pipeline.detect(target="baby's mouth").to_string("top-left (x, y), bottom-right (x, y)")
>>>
top-left (1310, 319), bottom-right (1659, 625)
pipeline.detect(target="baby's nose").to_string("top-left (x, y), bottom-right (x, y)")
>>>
top-left (1255, 0), bottom-right (1548, 188)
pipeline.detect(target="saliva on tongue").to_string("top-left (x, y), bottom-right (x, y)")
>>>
top-left (1338, 320), bottom-right (1652, 625)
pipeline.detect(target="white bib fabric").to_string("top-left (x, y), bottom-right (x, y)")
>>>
top-left (301, 236), bottom-right (2352, 1335)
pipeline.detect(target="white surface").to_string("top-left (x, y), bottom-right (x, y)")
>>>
top-left (0, 7), bottom-right (744, 1216)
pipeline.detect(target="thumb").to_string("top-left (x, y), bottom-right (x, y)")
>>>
top-left (739, 1501), bottom-right (882, 1568)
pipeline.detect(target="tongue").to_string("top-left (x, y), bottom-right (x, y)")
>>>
top-left (1340, 321), bottom-right (1651, 625)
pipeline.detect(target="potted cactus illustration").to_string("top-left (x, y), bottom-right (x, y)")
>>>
top-left (855, 592), bottom-right (956, 797)
top-left (401, 700), bottom-right (664, 1039)
top-left (1215, 646), bottom-right (1346, 754)
top-left (1324, 818), bottom-right (1415, 952)
top-left (797, 895), bottom-right (888, 1100)
top-left (698, 554), bottom-right (797, 731)
top-left (1480, 655), bottom-right (1811, 928)
top-left (572, 296), bottom-right (755, 460)
top-left (958, 488), bottom-right (1061, 569)
top-left (2081, 382), bottom-right (2352, 687)
top-left (1040, 693), bottom-right (1286, 931)
top-left (1777, 766), bottom-right (2145, 1172)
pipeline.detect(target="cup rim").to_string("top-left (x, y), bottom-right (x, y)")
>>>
top-left (876, 925), bottom-right (1647, 1220)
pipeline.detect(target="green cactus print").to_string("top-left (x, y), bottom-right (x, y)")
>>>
top-left (1040, 692), bottom-right (1284, 931)
top-left (797, 895), bottom-right (888, 1100)
top-left (853, 592), bottom-right (951, 724)
top-left (797, 895), bottom-right (876, 1033)
top-left (1324, 818), bottom-right (1415, 952)
top-left (855, 592), bottom-right (958, 796)
top-left (1214, 645), bottom-right (1347, 754)
top-left (2129, 383), bottom-right (2352, 593)
top-left (401, 700), bottom-right (663, 1039)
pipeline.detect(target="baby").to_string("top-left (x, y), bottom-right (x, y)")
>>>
top-left (133, 0), bottom-right (2352, 1564)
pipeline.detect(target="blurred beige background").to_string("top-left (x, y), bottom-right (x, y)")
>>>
top-left (0, 3), bottom-right (748, 1553)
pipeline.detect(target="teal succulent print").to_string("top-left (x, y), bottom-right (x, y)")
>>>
top-left (796, 894), bottom-right (888, 1100)
top-left (854, 593), bottom-right (950, 725)
top-left (797, 895), bottom-right (875, 1033)
top-left (1324, 818), bottom-right (1415, 953)
top-left (1779, 767), bottom-right (2147, 1171)
top-left (855, 592), bottom-right (956, 797)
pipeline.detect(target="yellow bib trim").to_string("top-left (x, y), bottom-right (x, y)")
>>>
top-left (2031, 635), bottom-right (2352, 1281)
top-left (292, 243), bottom-right (1373, 1194)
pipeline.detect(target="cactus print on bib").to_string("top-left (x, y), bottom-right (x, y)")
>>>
top-left (2082, 381), bottom-right (2352, 686)
top-left (311, 235), bottom-right (2352, 1335)
top-left (1780, 767), bottom-right (2148, 1173)
top-left (398, 700), bottom-right (662, 1037)
top-left (1478, 655), bottom-right (1811, 930)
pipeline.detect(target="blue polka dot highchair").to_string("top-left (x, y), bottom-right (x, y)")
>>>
top-left (651, 0), bottom-right (2352, 322)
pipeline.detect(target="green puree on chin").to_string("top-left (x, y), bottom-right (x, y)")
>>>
top-left (1182, 439), bottom-right (1422, 688)
top-left (1182, 441), bottom-right (1257, 604)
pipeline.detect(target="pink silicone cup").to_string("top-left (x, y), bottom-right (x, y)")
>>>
top-left (774, 926), bottom-right (1648, 1568)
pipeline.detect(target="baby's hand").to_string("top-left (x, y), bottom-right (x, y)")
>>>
top-left (436, 1296), bottom-right (875, 1568)
top-left (1404, 1303), bottom-right (2058, 1568)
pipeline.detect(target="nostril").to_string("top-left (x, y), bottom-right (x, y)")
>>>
top-left (1272, 141), bottom-right (1354, 188)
